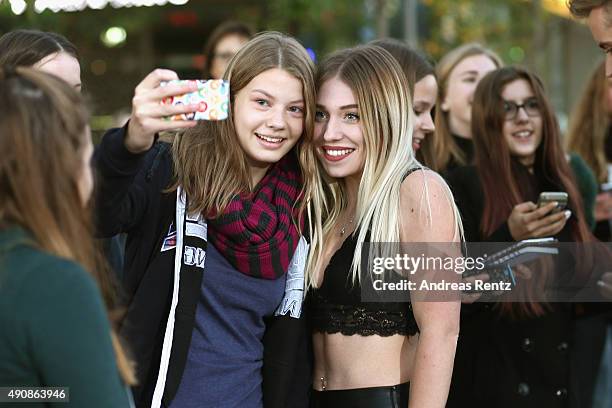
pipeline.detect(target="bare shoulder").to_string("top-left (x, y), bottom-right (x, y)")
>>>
top-left (399, 168), bottom-right (459, 242)
top-left (400, 168), bottom-right (450, 204)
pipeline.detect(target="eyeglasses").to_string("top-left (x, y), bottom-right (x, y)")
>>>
top-left (503, 98), bottom-right (540, 121)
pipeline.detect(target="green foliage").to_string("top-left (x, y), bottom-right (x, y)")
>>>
top-left (422, 0), bottom-right (550, 65)
top-left (263, 0), bottom-right (369, 54)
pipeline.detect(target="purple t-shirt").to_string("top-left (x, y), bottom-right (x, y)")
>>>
top-left (169, 241), bottom-right (286, 408)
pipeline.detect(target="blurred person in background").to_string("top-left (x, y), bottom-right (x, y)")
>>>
top-left (566, 59), bottom-right (612, 408)
top-left (95, 32), bottom-right (316, 408)
top-left (0, 28), bottom-right (126, 276)
top-left (433, 43), bottom-right (502, 174)
top-left (0, 29), bottom-right (81, 90)
top-left (446, 65), bottom-right (609, 408)
top-left (567, 60), bottom-right (612, 240)
top-left (371, 38), bottom-right (438, 168)
top-left (567, 11), bottom-right (612, 406)
top-left (0, 66), bottom-right (134, 407)
top-left (202, 20), bottom-right (253, 79)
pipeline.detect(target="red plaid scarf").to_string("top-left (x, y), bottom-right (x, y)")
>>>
top-left (208, 154), bottom-right (303, 279)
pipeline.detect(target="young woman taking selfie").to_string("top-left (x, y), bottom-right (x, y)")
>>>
top-left (95, 32), bottom-right (317, 408)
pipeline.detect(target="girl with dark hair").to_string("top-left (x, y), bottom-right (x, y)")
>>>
top-left (202, 21), bottom-right (253, 79)
top-left (0, 29), bottom-right (81, 90)
top-left (370, 38), bottom-right (438, 168)
top-left (0, 28), bottom-right (131, 275)
top-left (0, 67), bottom-right (134, 407)
top-left (446, 66), bottom-right (607, 408)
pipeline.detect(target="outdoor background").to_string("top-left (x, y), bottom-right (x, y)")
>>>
top-left (0, 0), bottom-right (602, 134)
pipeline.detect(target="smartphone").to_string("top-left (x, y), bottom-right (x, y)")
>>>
top-left (160, 79), bottom-right (229, 121)
top-left (537, 191), bottom-right (568, 213)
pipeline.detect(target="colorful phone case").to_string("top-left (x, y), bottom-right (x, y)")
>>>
top-left (161, 79), bottom-right (229, 121)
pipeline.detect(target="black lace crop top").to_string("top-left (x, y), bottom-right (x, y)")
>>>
top-left (309, 232), bottom-right (419, 337)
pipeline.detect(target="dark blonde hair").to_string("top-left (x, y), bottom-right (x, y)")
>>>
top-left (0, 67), bottom-right (135, 385)
top-left (371, 38), bottom-right (438, 168)
top-left (173, 31), bottom-right (316, 219)
top-left (369, 38), bottom-right (434, 96)
top-left (566, 60), bottom-right (610, 182)
top-left (433, 43), bottom-right (502, 172)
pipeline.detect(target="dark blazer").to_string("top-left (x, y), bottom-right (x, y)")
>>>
top-left (445, 165), bottom-right (596, 408)
top-left (94, 127), bottom-right (310, 408)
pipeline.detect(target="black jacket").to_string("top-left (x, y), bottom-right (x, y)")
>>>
top-left (94, 127), bottom-right (310, 408)
top-left (445, 165), bottom-right (605, 408)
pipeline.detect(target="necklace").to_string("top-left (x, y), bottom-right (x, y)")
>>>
top-left (339, 216), bottom-right (354, 236)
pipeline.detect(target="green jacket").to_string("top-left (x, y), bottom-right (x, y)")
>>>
top-left (0, 227), bottom-right (131, 407)
top-left (568, 152), bottom-right (598, 230)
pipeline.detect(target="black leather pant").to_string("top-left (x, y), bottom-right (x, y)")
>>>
top-left (311, 382), bottom-right (409, 408)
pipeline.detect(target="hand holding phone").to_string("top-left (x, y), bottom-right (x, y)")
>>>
top-left (508, 201), bottom-right (570, 240)
top-left (537, 192), bottom-right (568, 213)
top-left (160, 79), bottom-right (229, 121)
top-left (126, 69), bottom-right (200, 154)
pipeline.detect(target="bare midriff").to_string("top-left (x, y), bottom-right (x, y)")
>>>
top-left (312, 332), bottom-right (418, 391)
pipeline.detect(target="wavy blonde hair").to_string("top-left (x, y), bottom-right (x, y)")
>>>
top-left (173, 32), bottom-right (316, 219)
top-left (305, 45), bottom-right (462, 289)
top-left (433, 43), bottom-right (502, 172)
top-left (566, 60), bottom-right (610, 182)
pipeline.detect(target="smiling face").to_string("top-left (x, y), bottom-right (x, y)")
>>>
top-left (34, 51), bottom-right (81, 91)
top-left (412, 74), bottom-right (437, 151)
top-left (441, 54), bottom-right (498, 138)
top-left (314, 77), bottom-right (364, 181)
top-left (587, 6), bottom-right (612, 78)
top-left (501, 78), bottom-right (543, 167)
top-left (233, 68), bottom-right (305, 180)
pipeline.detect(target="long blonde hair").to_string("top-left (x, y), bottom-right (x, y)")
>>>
top-left (172, 32), bottom-right (316, 218)
top-left (0, 67), bottom-right (135, 384)
top-left (566, 60), bottom-right (610, 182)
top-left (433, 43), bottom-right (502, 172)
top-left (305, 45), bottom-right (462, 289)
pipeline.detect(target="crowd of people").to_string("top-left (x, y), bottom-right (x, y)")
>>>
top-left (1, 0), bottom-right (612, 407)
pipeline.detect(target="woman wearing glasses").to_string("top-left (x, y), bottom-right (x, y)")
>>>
top-left (445, 66), bottom-right (597, 408)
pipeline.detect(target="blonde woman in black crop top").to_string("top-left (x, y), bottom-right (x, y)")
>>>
top-left (305, 45), bottom-right (463, 407)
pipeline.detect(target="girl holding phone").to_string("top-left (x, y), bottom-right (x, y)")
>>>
top-left (95, 32), bottom-right (316, 408)
top-left (446, 66), bottom-right (596, 408)
top-left (306, 44), bottom-right (462, 408)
